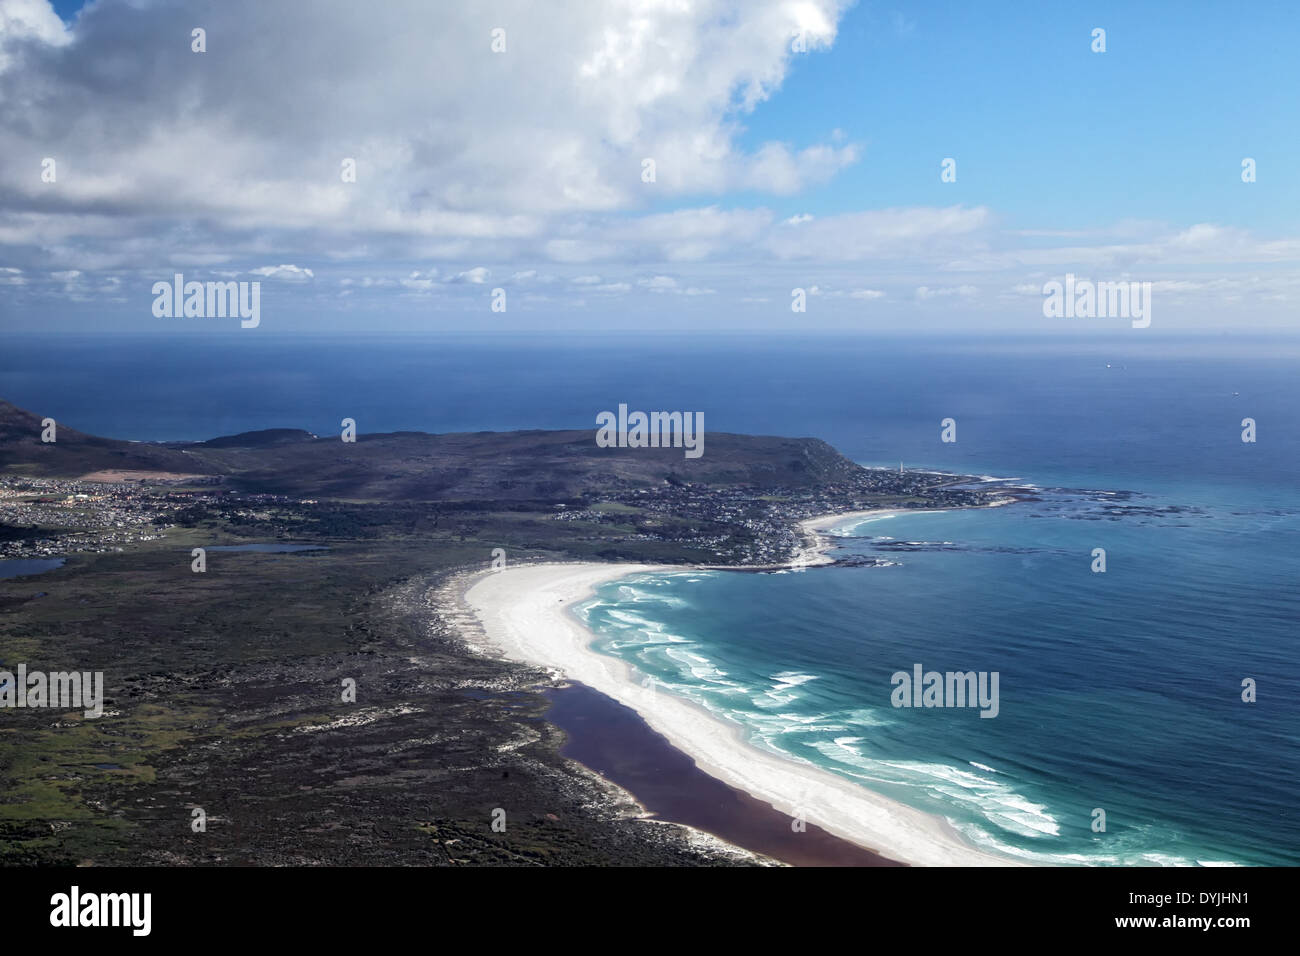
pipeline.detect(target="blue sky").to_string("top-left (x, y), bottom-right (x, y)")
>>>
top-left (2, 0), bottom-right (1298, 333)
top-left (679, 1), bottom-right (1298, 231)
top-left (47, 0), bottom-right (82, 20)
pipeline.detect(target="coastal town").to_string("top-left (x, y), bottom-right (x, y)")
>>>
top-left (0, 475), bottom-right (299, 560)
top-left (0, 462), bottom-right (1009, 567)
top-left (552, 468), bottom-right (1007, 565)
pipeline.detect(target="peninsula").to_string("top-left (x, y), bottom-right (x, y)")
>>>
top-left (0, 397), bottom-right (1017, 866)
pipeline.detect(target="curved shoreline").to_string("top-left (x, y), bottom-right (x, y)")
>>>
top-left (460, 558), bottom-right (1022, 867)
top-left (796, 507), bottom-right (900, 564)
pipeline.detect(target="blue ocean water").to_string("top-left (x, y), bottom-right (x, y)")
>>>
top-left (580, 494), bottom-right (1299, 865)
top-left (2, 332), bottom-right (1296, 863)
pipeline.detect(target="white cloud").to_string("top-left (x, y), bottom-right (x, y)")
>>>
top-left (448, 266), bottom-right (489, 284)
top-left (250, 264), bottom-right (315, 281)
top-left (632, 274), bottom-right (716, 295)
top-left (915, 284), bottom-right (977, 300)
top-left (0, 0), bottom-right (1294, 328)
top-left (0, 0), bottom-right (68, 71)
top-left (0, 0), bottom-right (857, 270)
top-left (637, 275), bottom-right (678, 292)
top-left (399, 274), bottom-right (437, 292)
top-left (763, 206), bottom-right (992, 261)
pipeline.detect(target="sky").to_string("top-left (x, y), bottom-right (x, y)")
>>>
top-left (0, 0), bottom-right (1297, 334)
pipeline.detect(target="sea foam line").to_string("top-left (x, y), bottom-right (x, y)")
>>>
top-left (462, 562), bottom-right (1020, 866)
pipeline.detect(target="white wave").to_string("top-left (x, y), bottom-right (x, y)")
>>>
top-left (944, 817), bottom-right (1231, 868)
top-left (829, 513), bottom-right (901, 535)
top-left (663, 646), bottom-right (731, 683)
top-left (772, 671), bottom-right (818, 688)
top-left (842, 707), bottom-right (893, 728)
top-left (604, 608), bottom-right (665, 630)
top-left (615, 585), bottom-right (689, 608)
top-left (750, 713), bottom-right (848, 735)
top-left (876, 760), bottom-right (1061, 839)
top-left (468, 563), bottom-right (1021, 865)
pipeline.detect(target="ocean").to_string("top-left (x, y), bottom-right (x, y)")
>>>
top-left (4, 331), bottom-right (1297, 864)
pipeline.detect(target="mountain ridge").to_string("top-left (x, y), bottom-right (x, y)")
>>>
top-left (0, 398), bottom-right (872, 500)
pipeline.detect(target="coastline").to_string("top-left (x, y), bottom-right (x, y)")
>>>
top-left (792, 498), bottom-right (1016, 569)
top-left (795, 507), bottom-right (898, 566)
top-left (543, 681), bottom-right (901, 866)
top-left (698, 507), bottom-right (927, 573)
top-left (458, 554), bottom-right (1021, 867)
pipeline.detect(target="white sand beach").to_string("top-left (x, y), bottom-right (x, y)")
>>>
top-left (462, 558), bottom-right (1019, 866)
top-left (796, 508), bottom-right (897, 564)
top-left (749, 508), bottom-right (900, 571)
top-left (796, 501), bottom-right (1013, 566)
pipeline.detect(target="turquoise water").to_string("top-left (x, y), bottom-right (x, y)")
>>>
top-left (578, 481), bottom-right (1300, 866)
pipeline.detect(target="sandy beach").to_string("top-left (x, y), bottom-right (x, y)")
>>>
top-left (794, 501), bottom-right (1015, 567)
top-left (796, 508), bottom-right (898, 565)
top-left (462, 555), bottom-right (1020, 866)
